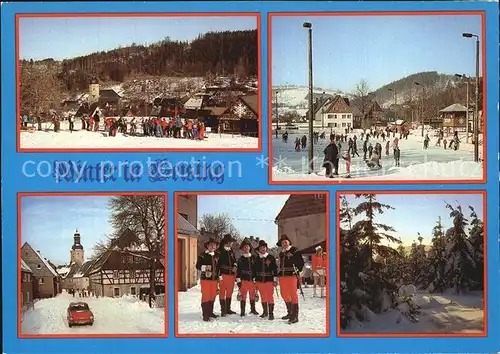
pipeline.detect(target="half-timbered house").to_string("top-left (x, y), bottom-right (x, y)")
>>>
top-left (85, 229), bottom-right (165, 298)
top-left (218, 94), bottom-right (259, 137)
top-left (21, 242), bottom-right (61, 298)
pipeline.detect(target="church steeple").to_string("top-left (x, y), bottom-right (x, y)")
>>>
top-left (70, 229), bottom-right (84, 266)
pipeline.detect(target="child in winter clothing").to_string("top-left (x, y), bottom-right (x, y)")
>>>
top-left (341, 149), bottom-right (351, 177)
top-left (394, 147), bottom-right (401, 167)
top-left (385, 141), bottom-right (390, 156)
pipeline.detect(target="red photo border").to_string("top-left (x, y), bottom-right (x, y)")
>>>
top-left (173, 190), bottom-right (331, 338)
top-left (335, 189), bottom-right (488, 337)
top-left (17, 191), bottom-right (169, 338)
top-left (16, 12), bottom-right (262, 153)
top-left (267, 11), bottom-right (487, 185)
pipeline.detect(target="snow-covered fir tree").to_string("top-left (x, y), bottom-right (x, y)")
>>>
top-left (425, 217), bottom-right (447, 292)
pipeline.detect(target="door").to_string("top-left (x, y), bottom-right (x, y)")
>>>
top-left (178, 238), bottom-right (187, 291)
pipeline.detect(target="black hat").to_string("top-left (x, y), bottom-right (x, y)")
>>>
top-left (239, 239), bottom-right (252, 250)
top-left (276, 234), bottom-right (292, 247)
top-left (204, 238), bottom-right (219, 249)
top-left (258, 240), bottom-right (268, 249)
top-left (221, 233), bottom-right (236, 246)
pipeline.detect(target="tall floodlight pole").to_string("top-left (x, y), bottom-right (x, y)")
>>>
top-left (274, 90), bottom-right (279, 134)
top-left (462, 32), bottom-right (480, 162)
top-left (455, 74), bottom-right (470, 143)
top-left (304, 22), bottom-right (314, 173)
top-left (414, 82), bottom-right (425, 137)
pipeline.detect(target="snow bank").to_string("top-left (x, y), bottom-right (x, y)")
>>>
top-left (177, 285), bottom-right (327, 334)
top-left (22, 292), bottom-right (165, 335)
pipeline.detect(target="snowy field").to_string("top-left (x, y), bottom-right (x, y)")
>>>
top-left (177, 285), bottom-right (327, 335)
top-left (20, 121), bottom-right (258, 149)
top-left (272, 129), bottom-right (483, 181)
top-left (343, 291), bottom-right (484, 334)
top-left (22, 293), bottom-right (165, 335)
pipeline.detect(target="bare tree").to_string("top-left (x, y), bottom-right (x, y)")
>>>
top-left (90, 235), bottom-right (114, 260)
top-left (352, 79), bottom-right (372, 128)
top-left (108, 195), bottom-right (165, 308)
top-left (199, 212), bottom-right (241, 241)
top-left (20, 62), bottom-right (64, 116)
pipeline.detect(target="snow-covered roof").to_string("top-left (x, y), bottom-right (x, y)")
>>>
top-left (178, 213), bottom-right (200, 237)
top-left (184, 97), bottom-right (203, 110)
top-left (32, 249), bottom-right (59, 277)
top-left (439, 103), bottom-right (467, 113)
top-left (57, 266), bottom-right (70, 276)
top-left (395, 119), bottom-right (405, 125)
top-left (21, 259), bottom-right (33, 273)
top-left (124, 243), bottom-right (149, 252)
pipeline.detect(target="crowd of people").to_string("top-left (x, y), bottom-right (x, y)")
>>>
top-left (195, 234), bottom-right (323, 324)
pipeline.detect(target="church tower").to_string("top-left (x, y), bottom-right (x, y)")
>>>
top-left (88, 77), bottom-right (100, 104)
top-left (70, 229), bottom-right (85, 266)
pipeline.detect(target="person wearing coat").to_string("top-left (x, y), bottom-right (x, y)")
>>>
top-left (323, 134), bottom-right (339, 178)
top-left (236, 239), bottom-right (259, 316)
top-left (216, 234), bottom-right (238, 316)
top-left (277, 235), bottom-right (304, 324)
top-left (195, 238), bottom-right (220, 321)
top-left (253, 240), bottom-right (278, 320)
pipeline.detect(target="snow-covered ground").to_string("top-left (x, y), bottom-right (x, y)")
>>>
top-left (273, 85), bottom-right (347, 116)
top-left (343, 291), bottom-right (484, 334)
top-left (22, 292), bottom-right (165, 335)
top-left (20, 121), bottom-right (258, 149)
top-left (177, 284), bottom-right (327, 334)
top-left (272, 129), bottom-right (483, 181)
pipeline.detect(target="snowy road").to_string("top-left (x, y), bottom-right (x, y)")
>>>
top-left (177, 285), bottom-right (327, 335)
top-left (20, 122), bottom-right (258, 149)
top-left (272, 130), bottom-right (483, 181)
top-left (343, 291), bottom-right (484, 334)
top-left (22, 293), bottom-right (165, 335)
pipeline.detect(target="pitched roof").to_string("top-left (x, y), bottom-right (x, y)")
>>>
top-left (99, 89), bottom-right (121, 101)
top-left (22, 242), bottom-right (59, 277)
top-left (73, 261), bottom-right (94, 278)
top-left (21, 259), bottom-right (33, 273)
top-left (275, 194), bottom-right (327, 221)
top-left (178, 213), bottom-right (200, 237)
top-left (184, 97), bottom-right (204, 110)
top-left (439, 103), bottom-right (467, 113)
top-left (324, 95), bottom-right (352, 114)
top-left (240, 94), bottom-right (258, 115)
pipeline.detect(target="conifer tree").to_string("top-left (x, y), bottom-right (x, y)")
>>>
top-left (468, 206), bottom-right (484, 289)
top-left (426, 217), bottom-right (447, 292)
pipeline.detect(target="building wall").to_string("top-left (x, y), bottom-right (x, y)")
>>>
top-left (178, 234), bottom-right (198, 290)
top-left (70, 249), bottom-right (85, 266)
top-left (322, 113), bottom-right (353, 131)
top-left (89, 83), bottom-right (100, 104)
top-left (36, 276), bottom-right (57, 298)
top-left (73, 277), bottom-right (90, 290)
top-left (276, 213), bottom-right (326, 251)
top-left (178, 195), bottom-right (197, 225)
top-left (21, 271), bottom-right (33, 305)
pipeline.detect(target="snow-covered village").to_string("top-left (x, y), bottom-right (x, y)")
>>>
top-left (339, 193), bottom-right (485, 334)
top-left (19, 194), bottom-right (166, 335)
top-left (18, 16), bottom-right (258, 150)
top-left (271, 15), bottom-right (484, 181)
top-left (176, 193), bottom-right (328, 335)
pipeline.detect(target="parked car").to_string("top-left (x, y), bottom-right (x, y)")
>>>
top-left (67, 302), bottom-right (94, 327)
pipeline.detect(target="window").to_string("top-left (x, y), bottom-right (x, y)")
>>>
top-left (130, 270), bottom-right (136, 279)
top-left (334, 123), bottom-right (337, 128)
top-left (347, 123), bottom-right (351, 127)
top-left (342, 123), bottom-right (346, 127)
top-left (113, 288), bottom-right (120, 297)
top-left (113, 270), bottom-right (119, 279)
top-left (38, 278), bottom-right (44, 284)
top-left (179, 213), bottom-right (189, 222)
top-left (342, 114), bottom-right (346, 119)
top-left (128, 256), bottom-right (134, 264)
top-left (130, 287), bottom-right (137, 295)
top-left (334, 114), bottom-right (338, 119)
top-left (37, 265), bottom-right (41, 269)
top-left (327, 114), bottom-right (334, 119)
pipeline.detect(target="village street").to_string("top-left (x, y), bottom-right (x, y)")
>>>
top-left (177, 285), bottom-right (327, 335)
top-left (22, 291), bottom-right (165, 335)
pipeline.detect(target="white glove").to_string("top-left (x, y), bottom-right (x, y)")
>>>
top-left (201, 265), bottom-right (206, 271)
top-left (273, 277), bottom-right (278, 283)
top-left (236, 278), bottom-right (241, 283)
top-left (219, 276), bottom-right (223, 280)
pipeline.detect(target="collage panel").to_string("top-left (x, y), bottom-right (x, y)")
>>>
top-left (18, 192), bottom-right (168, 338)
top-left (174, 191), bottom-right (330, 337)
top-left (268, 12), bottom-right (486, 184)
top-left (17, 12), bottom-right (261, 152)
top-left (336, 190), bottom-right (486, 336)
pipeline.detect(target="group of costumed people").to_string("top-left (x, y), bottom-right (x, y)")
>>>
top-left (195, 234), bottom-right (310, 324)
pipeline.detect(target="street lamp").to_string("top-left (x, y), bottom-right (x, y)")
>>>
top-left (274, 90), bottom-right (279, 137)
top-left (303, 21), bottom-right (314, 173)
top-left (462, 32), bottom-right (480, 163)
top-left (455, 73), bottom-right (470, 143)
top-left (414, 82), bottom-right (425, 137)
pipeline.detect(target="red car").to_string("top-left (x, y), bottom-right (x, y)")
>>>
top-left (67, 302), bottom-right (94, 327)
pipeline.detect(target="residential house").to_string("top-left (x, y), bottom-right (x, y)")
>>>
top-left (391, 119), bottom-right (410, 134)
top-left (21, 259), bottom-right (34, 307)
top-left (21, 242), bottom-right (60, 299)
top-left (439, 103), bottom-right (469, 131)
top-left (321, 95), bottom-right (353, 132)
top-left (352, 99), bottom-right (384, 129)
top-left (274, 194), bottom-right (327, 251)
top-left (218, 94), bottom-right (259, 137)
top-left (85, 229), bottom-right (165, 298)
top-left (177, 195), bottom-right (200, 291)
top-left (303, 95), bottom-right (334, 126)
